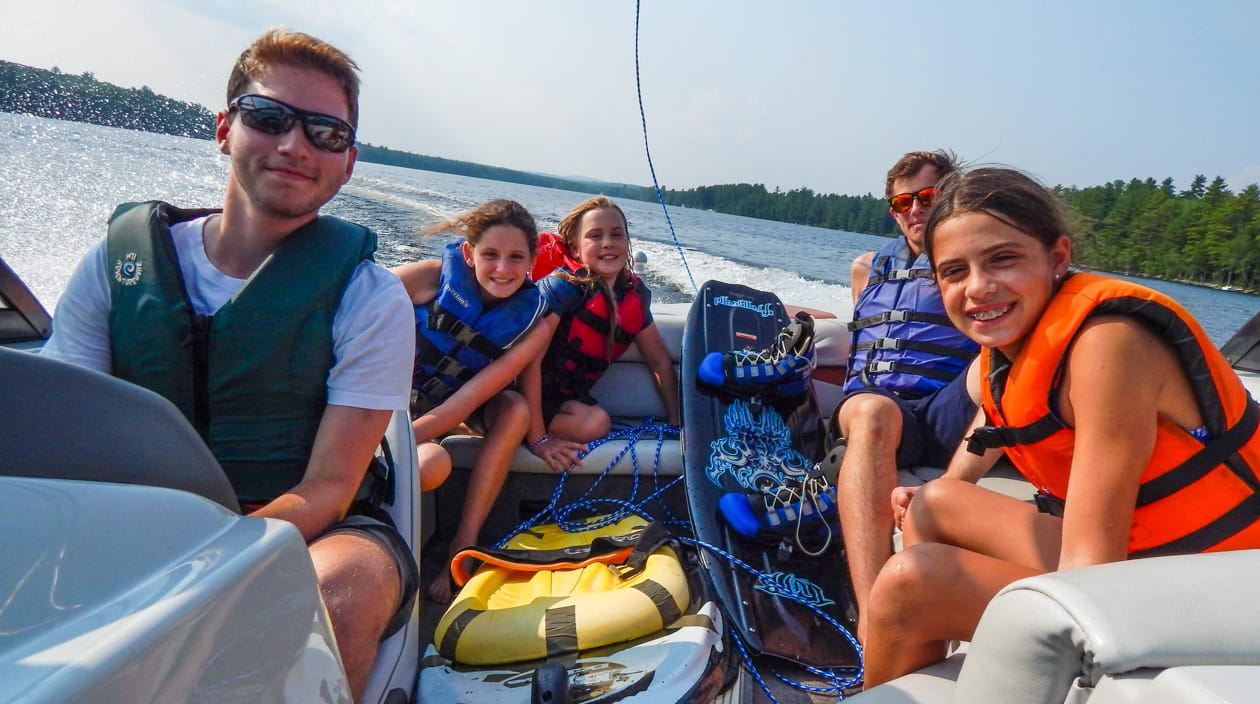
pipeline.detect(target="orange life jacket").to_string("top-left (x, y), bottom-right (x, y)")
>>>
top-left (969, 272), bottom-right (1260, 557)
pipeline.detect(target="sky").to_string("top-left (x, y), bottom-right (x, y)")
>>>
top-left (3, 1), bottom-right (1259, 198)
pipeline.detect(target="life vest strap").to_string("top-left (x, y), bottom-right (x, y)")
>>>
top-left (853, 337), bottom-right (976, 360)
top-left (966, 412), bottom-right (1065, 456)
top-left (1137, 400), bottom-right (1260, 507)
top-left (427, 305), bottom-right (508, 361)
top-left (574, 305), bottom-right (637, 346)
top-left (847, 309), bottom-right (953, 332)
top-left (859, 360), bottom-right (959, 384)
top-left (867, 268), bottom-right (934, 286)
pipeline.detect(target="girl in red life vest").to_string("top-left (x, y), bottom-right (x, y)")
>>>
top-left (523, 196), bottom-right (681, 471)
top-left (862, 167), bottom-right (1260, 687)
top-left (392, 199), bottom-right (551, 604)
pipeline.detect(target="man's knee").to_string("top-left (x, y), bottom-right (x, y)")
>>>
top-left (311, 532), bottom-right (403, 638)
top-left (837, 393), bottom-right (903, 439)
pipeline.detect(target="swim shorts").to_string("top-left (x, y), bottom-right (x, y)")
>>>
top-left (834, 371), bottom-right (977, 468)
top-left (324, 513), bottom-right (420, 639)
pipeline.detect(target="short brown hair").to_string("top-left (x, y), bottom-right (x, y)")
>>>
top-left (226, 28), bottom-right (361, 128)
top-left (885, 150), bottom-right (959, 199)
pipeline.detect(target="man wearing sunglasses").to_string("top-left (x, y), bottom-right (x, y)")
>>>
top-left (42, 30), bottom-right (416, 700)
top-left (831, 150), bottom-right (980, 642)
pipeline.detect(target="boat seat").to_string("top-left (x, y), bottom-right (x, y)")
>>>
top-left (851, 548), bottom-right (1260, 704)
top-left (0, 346), bottom-right (239, 511)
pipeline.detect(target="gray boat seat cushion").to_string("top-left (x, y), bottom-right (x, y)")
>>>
top-left (0, 347), bottom-right (239, 511)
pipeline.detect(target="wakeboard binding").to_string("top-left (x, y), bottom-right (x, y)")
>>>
top-left (698, 311), bottom-right (817, 398)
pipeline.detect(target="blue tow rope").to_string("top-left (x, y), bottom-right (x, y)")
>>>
top-left (634, 0), bottom-right (698, 294)
top-left (494, 420), bottom-right (864, 699)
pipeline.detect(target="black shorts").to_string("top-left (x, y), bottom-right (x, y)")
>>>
top-left (324, 514), bottom-right (419, 639)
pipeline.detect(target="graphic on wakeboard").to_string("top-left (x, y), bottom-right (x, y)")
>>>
top-left (705, 399), bottom-right (813, 490)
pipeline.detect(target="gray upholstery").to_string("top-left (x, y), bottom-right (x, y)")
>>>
top-left (954, 549), bottom-right (1260, 703)
top-left (0, 346), bottom-right (239, 511)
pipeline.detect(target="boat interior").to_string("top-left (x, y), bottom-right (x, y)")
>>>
top-left (5, 252), bottom-right (1260, 703)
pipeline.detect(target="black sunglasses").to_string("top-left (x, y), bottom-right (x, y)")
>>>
top-left (228, 94), bottom-right (356, 153)
top-left (888, 186), bottom-right (936, 214)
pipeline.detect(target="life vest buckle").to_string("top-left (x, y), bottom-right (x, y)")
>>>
top-left (882, 310), bottom-right (911, 323)
top-left (872, 337), bottom-right (903, 351)
top-left (434, 355), bottom-right (467, 378)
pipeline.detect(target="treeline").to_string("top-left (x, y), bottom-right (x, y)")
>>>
top-left (659, 183), bottom-right (895, 234)
top-left (0, 60), bottom-right (214, 139)
top-left (354, 143), bottom-right (652, 202)
top-left (1059, 176), bottom-right (1260, 291)
top-left (4, 60), bottom-right (1256, 291)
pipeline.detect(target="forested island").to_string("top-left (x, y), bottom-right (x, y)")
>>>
top-left (3, 60), bottom-right (1256, 292)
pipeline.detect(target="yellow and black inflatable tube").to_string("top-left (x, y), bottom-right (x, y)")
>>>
top-left (433, 515), bottom-right (690, 666)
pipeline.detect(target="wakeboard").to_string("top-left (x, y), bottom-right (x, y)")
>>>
top-left (682, 280), bottom-right (859, 669)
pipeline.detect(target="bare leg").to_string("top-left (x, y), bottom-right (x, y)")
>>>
top-left (834, 393), bottom-right (904, 643)
top-left (428, 390), bottom-right (529, 603)
top-left (863, 542), bottom-right (1042, 687)
top-left (863, 481), bottom-right (1064, 687)
top-left (309, 531), bottom-right (401, 702)
top-left (417, 441), bottom-right (452, 493)
top-left (904, 478), bottom-right (1062, 569)
top-left (549, 400), bottom-right (612, 443)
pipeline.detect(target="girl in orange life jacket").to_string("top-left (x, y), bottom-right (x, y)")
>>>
top-left (522, 196), bottom-right (681, 471)
top-left (391, 199), bottom-right (552, 604)
top-left (861, 167), bottom-right (1260, 687)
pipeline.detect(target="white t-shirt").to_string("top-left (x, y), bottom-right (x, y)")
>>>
top-left (42, 216), bottom-right (413, 411)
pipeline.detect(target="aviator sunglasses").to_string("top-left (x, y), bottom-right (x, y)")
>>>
top-left (888, 186), bottom-right (936, 214)
top-left (228, 94), bottom-right (356, 153)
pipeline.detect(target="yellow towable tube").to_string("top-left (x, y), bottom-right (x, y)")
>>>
top-left (433, 515), bottom-right (690, 666)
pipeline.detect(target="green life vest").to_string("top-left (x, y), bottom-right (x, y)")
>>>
top-left (106, 201), bottom-right (376, 505)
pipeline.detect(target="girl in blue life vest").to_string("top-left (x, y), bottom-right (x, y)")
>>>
top-left (522, 196), bottom-right (681, 471)
top-left (392, 199), bottom-right (550, 603)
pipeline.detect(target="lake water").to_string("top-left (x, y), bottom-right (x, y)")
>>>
top-left (2, 112), bottom-right (1257, 346)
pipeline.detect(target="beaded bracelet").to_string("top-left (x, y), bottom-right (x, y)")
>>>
top-left (528, 434), bottom-right (551, 451)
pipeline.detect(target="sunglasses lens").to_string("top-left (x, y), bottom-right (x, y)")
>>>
top-left (889, 194), bottom-right (913, 213)
top-left (303, 118), bottom-right (354, 152)
top-left (917, 187), bottom-right (935, 208)
top-left (241, 107), bottom-right (296, 136)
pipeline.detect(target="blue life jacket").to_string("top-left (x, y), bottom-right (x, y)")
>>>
top-left (843, 237), bottom-right (978, 399)
top-left (411, 241), bottom-right (545, 416)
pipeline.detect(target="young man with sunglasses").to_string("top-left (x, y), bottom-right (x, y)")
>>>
top-left (832, 150), bottom-right (980, 643)
top-left (42, 30), bottom-right (416, 700)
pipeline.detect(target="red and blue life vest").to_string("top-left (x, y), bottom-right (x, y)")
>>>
top-left (411, 241), bottom-right (545, 416)
top-left (538, 260), bottom-right (651, 402)
top-left (844, 237), bottom-right (978, 399)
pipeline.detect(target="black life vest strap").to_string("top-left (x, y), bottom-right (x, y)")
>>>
top-left (855, 359), bottom-right (959, 384)
top-left (191, 313), bottom-right (213, 439)
top-left (426, 302), bottom-right (508, 361)
top-left (1130, 492), bottom-right (1260, 558)
top-left (573, 304), bottom-right (637, 346)
top-left (866, 267), bottom-right (934, 287)
top-left (847, 309), bottom-right (953, 332)
top-left (853, 336), bottom-right (975, 360)
top-left (965, 412), bottom-right (1066, 456)
top-left (1136, 400), bottom-right (1260, 507)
